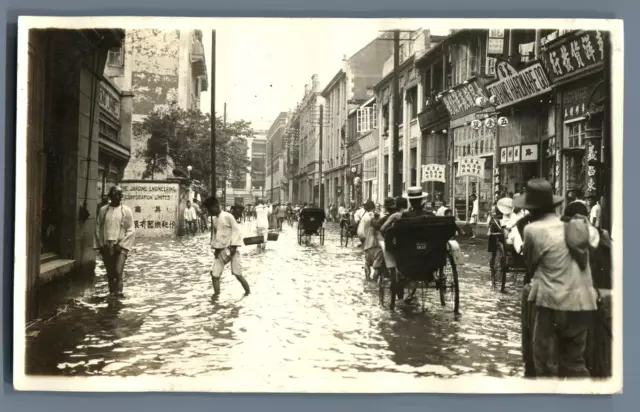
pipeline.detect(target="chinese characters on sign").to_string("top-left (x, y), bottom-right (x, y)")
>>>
top-left (546, 137), bottom-right (557, 157)
top-left (441, 80), bottom-right (489, 118)
top-left (485, 61), bottom-right (552, 109)
top-left (493, 168), bottom-right (501, 200)
top-left (554, 142), bottom-right (562, 193)
top-left (543, 31), bottom-right (606, 83)
top-left (122, 182), bottom-right (180, 238)
top-left (456, 157), bottom-right (486, 178)
top-left (584, 139), bottom-right (602, 198)
top-left (499, 144), bottom-right (539, 165)
top-left (421, 164), bottom-right (446, 183)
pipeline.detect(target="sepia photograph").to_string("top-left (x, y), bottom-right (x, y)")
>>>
top-left (13, 17), bottom-right (623, 393)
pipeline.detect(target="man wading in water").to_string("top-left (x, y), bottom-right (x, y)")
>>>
top-left (94, 186), bottom-right (135, 298)
top-left (203, 196), bottom-right (251, 297)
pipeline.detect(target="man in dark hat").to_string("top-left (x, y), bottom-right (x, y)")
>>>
top-left (517, 178), bottom-right (597, 378)
top-left (202, 196), bottom-right (250, 297)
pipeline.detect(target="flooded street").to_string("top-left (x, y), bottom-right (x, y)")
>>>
top-left (26, 222), bottom-right (524, 385)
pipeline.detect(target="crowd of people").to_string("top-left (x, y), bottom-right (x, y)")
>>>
top-left (95, 177), bottom-right (612, 380)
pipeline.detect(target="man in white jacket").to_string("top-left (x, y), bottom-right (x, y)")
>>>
top-left (94, 186), bottom-right (135, 298)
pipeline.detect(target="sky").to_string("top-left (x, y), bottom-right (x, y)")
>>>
top-left (198, 19), bottom-right (452, 131)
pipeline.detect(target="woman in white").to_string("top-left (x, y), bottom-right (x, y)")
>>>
top-left (94, 186), bottom-right (135, 297)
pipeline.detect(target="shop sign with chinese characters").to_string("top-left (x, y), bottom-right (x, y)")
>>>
top-left (422, 164), bottom-right (446, 183)
top-left (485, 60), bottom-right (552, 109)
top-left (542, 30), bottom-right (606, 84)
top-left (554, 142), bottom-right (562, 193)
top-left (545, 137), bottom-right (557, 158)
top-left (499, 144), bottom-right (539, 165)
top-left (562, 82), bottom-right (595, 121)
top-left (585, 138), bottom-right (602, 198)
top-left (440, 79), bottom-right (490, 119)
top-left (456, 156), bottom-right (486, 178)
top-left (121, 181), bottom-right (180, 238)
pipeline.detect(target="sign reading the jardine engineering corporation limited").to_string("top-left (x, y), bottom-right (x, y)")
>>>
top-left (120, 180), bottom-right (180, 238)
top-left (486, 60), bottom-right (552, 109)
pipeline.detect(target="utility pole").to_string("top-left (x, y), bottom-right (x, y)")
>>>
top-left (210, 30), bottom-right (216, 197)
top-left (391, 29), bottom-right (402, 196)
top-left (318, 104), bottom-right (324, 208)
top-left (378, 29), bottom-right (414, 197)
top-left (270, 140), bottom-right (274, 202)
top-left (222, 102), bottom-right (227, 206)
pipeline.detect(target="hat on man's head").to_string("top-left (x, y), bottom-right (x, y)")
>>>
top-left (512, 178), bottom-right (563, 210)
top-left (202, 196), bottom-right (219, 209)
top-left (496, 197), bottom-right (514, 215)
top-left (363, 199), bottom-right (375, 210)
top-left (383, 197), bottom-right (396, 210)
top-left (406, 186), bottom-right (427, 199)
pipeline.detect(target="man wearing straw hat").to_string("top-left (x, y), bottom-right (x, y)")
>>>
top-left (517, 178), bottom-right (596, 378)
top-left (203, 196), bottom-right (251, 297)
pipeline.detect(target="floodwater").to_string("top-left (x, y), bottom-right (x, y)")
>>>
top-left (25, 221), bottom-right (524, 388)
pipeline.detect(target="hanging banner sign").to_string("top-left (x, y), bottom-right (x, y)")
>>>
top-left (485, 60), bottom-right (552, 109)
top-left (456, 157), bottom-right (486, 178)
top-left (440, 79), bottom-right (489, 119)
top-left (422, 164), bottom-right (446, 183)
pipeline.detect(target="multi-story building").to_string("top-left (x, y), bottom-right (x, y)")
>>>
top-left (373, 30), bottom-right (445, 204)
top-left (291, 75), bottom-right (324, 205)
top-left (221, 129), bottom-right (268, 206)
top-left (266, 112), bottom-right (290, 203)
top-left (107, 29), bottom-right (208, 180)
top-left (321, 39), bottom-right (394, 207)
top-left (24, 28), bottom-right (127, 319)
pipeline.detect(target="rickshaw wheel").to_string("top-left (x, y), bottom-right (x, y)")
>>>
top-left (297, 226), bottom-right (303, 245)
top-left (320, 228), bottom-right (325, 245)
top-left (446, 247), bottom-right (461, 314)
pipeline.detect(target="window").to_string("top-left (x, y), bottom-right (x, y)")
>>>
top-left (356, 105), bottom-right (378, 134)
top-left (566, 120), bottom-right (587, 148)
top-left (99, 120), bottom-right (119, 141)
top-left (407, 87), bottom-right (418, 119)
top-left (107, 47), bottom-right (124, 66)
top-left (382, 104), bottom-right (389, 134)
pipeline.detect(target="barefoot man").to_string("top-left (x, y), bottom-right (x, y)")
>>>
top-left (203, 196), bottom-right (251, 297)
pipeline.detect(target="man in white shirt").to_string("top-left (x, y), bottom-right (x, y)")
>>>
top-left (589, 197), bottom-right (601, 228)
top-left (184, 201), bottom-right (198, 235)
top-left (469, 194), bottom-right (479, 238)
top-left (94, 186), bottom-right (135, 298)
top-left (254, 199), bottom-right (270, 249)
top-left (436, 200), bottom-right (449, 216)
top-left (203, 197), bottom-right (250, 297)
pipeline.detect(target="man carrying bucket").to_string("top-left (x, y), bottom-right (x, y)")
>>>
top-left (203, 196), bottom-right (250, 297)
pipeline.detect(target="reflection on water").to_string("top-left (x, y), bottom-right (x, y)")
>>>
top-left (26, 223), bottom-right (523, 381)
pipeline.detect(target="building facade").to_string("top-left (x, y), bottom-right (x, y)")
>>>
top-left (322, 39), bottom-right (394, 207)
top-left (288, 76), bottom-right (324, 205)
top-left (108, 29), bottom-right (208, 180)
top-left (374, 30), bottom-right (445, 204)
top-left (222, 129), bottom-right (268, 206)
top-left (25, 29), bottom-right (127, 319)
top-left (266, 113), bottom-right (290, 203)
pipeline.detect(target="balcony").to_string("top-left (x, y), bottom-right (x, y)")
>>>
top-left (417, 99), bottom-right (449, 132)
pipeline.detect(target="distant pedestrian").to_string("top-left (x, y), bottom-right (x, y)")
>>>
top-left (360, 200), bottom-right (382, 281)
top-left (469, 194), bottom-right (479, 238)
top-left (254, 198), bottom-right (269, 250)
top-left (94, 186), bottom-right (135, 298)
top-left (203, 196), bottom-right (250, 297)
top-left (184, 201), bottom-right (198, 235)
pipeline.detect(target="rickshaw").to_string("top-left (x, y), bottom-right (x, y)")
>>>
top-left (339, 211), bottom-right (357, 247)
top-left (297, 207), bottom-right (326, 245)
top-left (488, 212), bottom-right (529, 293)
top-left (380, 215), bottom-right (461, 313)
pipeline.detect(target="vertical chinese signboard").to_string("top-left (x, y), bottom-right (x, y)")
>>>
top-left (121, 181), bottom-right (180, 238)
top-left (542, 30), bottom-right (606, 84)
top-left (585, 124), bottom-right (603, 199)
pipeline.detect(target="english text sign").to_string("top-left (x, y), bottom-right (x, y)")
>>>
top-left (486, 61), bottom-right (552, 109)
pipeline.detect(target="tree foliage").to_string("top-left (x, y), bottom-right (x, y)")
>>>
top-left (133, 104), bottom-right (254, 189)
